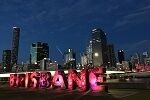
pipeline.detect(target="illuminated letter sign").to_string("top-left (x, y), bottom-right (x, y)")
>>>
top-left (89, 67), bottom-right (106, 92)
top-left (9, 67), bottom-right (107, 92)
top-left (16, 74), bottom-right (25, 87)
top-left (52, 71), bottom-right (66, 89)
top-left (39, 72), bottom-right (51, 88)
top-left (9, 74), bottom-right (17, 87)
top-left (30, 72), bottom-right (39, 88)
top-left (25, 73), bottom-right (31, 88)
top-left (68, 69), bottom-right (89, 91)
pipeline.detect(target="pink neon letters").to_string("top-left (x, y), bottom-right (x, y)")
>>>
top-left (9, 67), bottom-right (107, 92)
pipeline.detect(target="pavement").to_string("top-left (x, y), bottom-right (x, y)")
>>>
top-left (0, 85), bottom-right (149, 100)
top-left (0, 87), bottom-right (119, 100)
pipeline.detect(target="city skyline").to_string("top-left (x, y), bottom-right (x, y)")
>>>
top-left (0, 0), bottom-right (150, 63)
top-left (0, 1), bottom-right (150, 100)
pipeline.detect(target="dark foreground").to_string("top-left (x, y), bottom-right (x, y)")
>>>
top-left (0, 87), bottom-right (150, 100)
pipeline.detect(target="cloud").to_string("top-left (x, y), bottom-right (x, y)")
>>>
top-left (106, 5), bottom-right (119, 13)
top-left (113, 20), bottom-right (130, 29)
top-left (138, 5), bottom-right (150, 11)
top-left (113, 10), bottom-right (150, 29)
top-left (124, 10), bottom-right (149, 19)
top-left (32, 10), bottom-right (47, 22)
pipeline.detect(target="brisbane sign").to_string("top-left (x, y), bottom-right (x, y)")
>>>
top-left (9, 67), bottom-right (107, 92)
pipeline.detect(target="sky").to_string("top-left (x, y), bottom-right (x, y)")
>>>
top-left (0, 0), bottom-right (150, 63)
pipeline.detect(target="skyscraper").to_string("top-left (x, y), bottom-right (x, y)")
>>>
top-left (30, 42), bottom-right (49, 65)
top-left (141, 52), bottom-right (149, 64)
top-left (40, 58), bottom-right (51, 71)
top-left (107, 44), bottom-right (116, 68)
top-left (11, 27), bottom-right (20, 65)
top-left (118, 50), bottom-right (125, 64)
top-left (91, 28), bottom-right (108, 66)
top-left (2, 50), bottom-right (11, 72)
top-left (80, 53), bottom-right (88, 67)
top-left (86, 40), bottom-right (93, 66)
top-left (64, 48), bottom-right (76, 69)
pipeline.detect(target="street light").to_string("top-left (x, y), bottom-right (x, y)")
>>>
top-left (94, 52), bottom-right (99, 57)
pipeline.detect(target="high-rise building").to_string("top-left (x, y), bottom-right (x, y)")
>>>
top-left (91, 28), bottom-right (108, 66)
top-left (130, 53), bottom-right (140, 64)
top-left (64, 48), bottom-right (76, 69)
top-left (11, 27), bottom-right (20, 65)
top-left (2, 50), bottom-right (11, 72)
top-left (40, 58), bottom-right (51, 70)
top-left (80, 53), bottom-right (88, 67)
top-left (107, 44), bottom-right (116, 68)
top-left (118, 50), bottom-right (125, 64)
top-left (141, 52), bottom-right (149, 64)
top-left (30, 42), bottom-right (49, 65)
top-left (86, 40), bottom-right (93, 66)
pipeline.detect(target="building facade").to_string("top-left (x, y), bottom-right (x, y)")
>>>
top-left (2, 50), bottom-right (11, 72)
top-left (64, 48), bottom-right (76, 69)
top-left (86, 40), bottom-right (93, 66)
top-left (80, 53), bottom-right (88, 67)
top-left (40, 58), bottom-right (51, 70)
top-left (11, 27), bottom-right (20, 65)
top-left (91, 28), bottom-right (108, 66)
top-left (118, 50), bottom-right (125, 64)
top-left (107, 44), bottom-right (116, 68)
top-left (30, 42), bottom-right (49, 65)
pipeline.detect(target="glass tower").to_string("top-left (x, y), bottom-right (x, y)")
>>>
top-left (2, 50), bottom-right (11, 72)
top-left (118, 50), bottom-right (125, 64)
top-left (107, 44), bottom-right (116, 67)
top-left (30, 42), bottom-right (49, 64)
top-left (11, 27), bottom-right (20, 65)
top-left (64, 48), bottom-right (76, 69)
top-left (91, 28), bottom-right (107, 66)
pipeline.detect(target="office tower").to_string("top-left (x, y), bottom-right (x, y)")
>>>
top-left (130, 53), bottom-right (140, 69)
top-left (64, 48), bottom-right (76, 69)
top-left (91, 28), bottom-right (108, 66)
top-left (135, 53), bottom-right (140, 63)
top-left (80, 53), bottom-right (88, 67)
top-left (107, 44), bottom-right (116, 67)
top-left (142, 52), bottom-right (148, 58)
top-left (86, 40), bottom-right (93, 66)
top-left (30, 42), bottom-right (49, 65)
top-left (2, 50), bottom-right (11, 72)
top-left (130, 53), bottom-right (140, 64)
top-left (118, 50), bottom-right (125, 64)
top-left (11, 27), bottom-right (20, 65)
top-left (141, 52), bottom-right (149, 64)
top-left (40, 58), bottom-right (51, 70)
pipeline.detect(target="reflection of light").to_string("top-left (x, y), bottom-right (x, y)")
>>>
top-left (68, 48), bottom-right (72, 52)
top-left (119, 50), bottom-right (123, 52)
top-left (94, 53), bottom-right (99, 57)
top-left (92, 29), bottom-right (97, 31)
top-left (13, 27), bottom-right (18, 28)
top-left (81, 82), bottom-right (85, 85)
top-left (0, 73), bottom-right (10, 77)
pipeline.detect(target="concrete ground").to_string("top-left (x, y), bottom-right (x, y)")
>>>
top-left (0, 86), bottom-right (150, 100)
top-left (0, 87), bottom-right (118, 100)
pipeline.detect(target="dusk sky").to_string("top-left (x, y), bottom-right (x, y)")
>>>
top-left (0, 0), bottom-right (150, 63)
